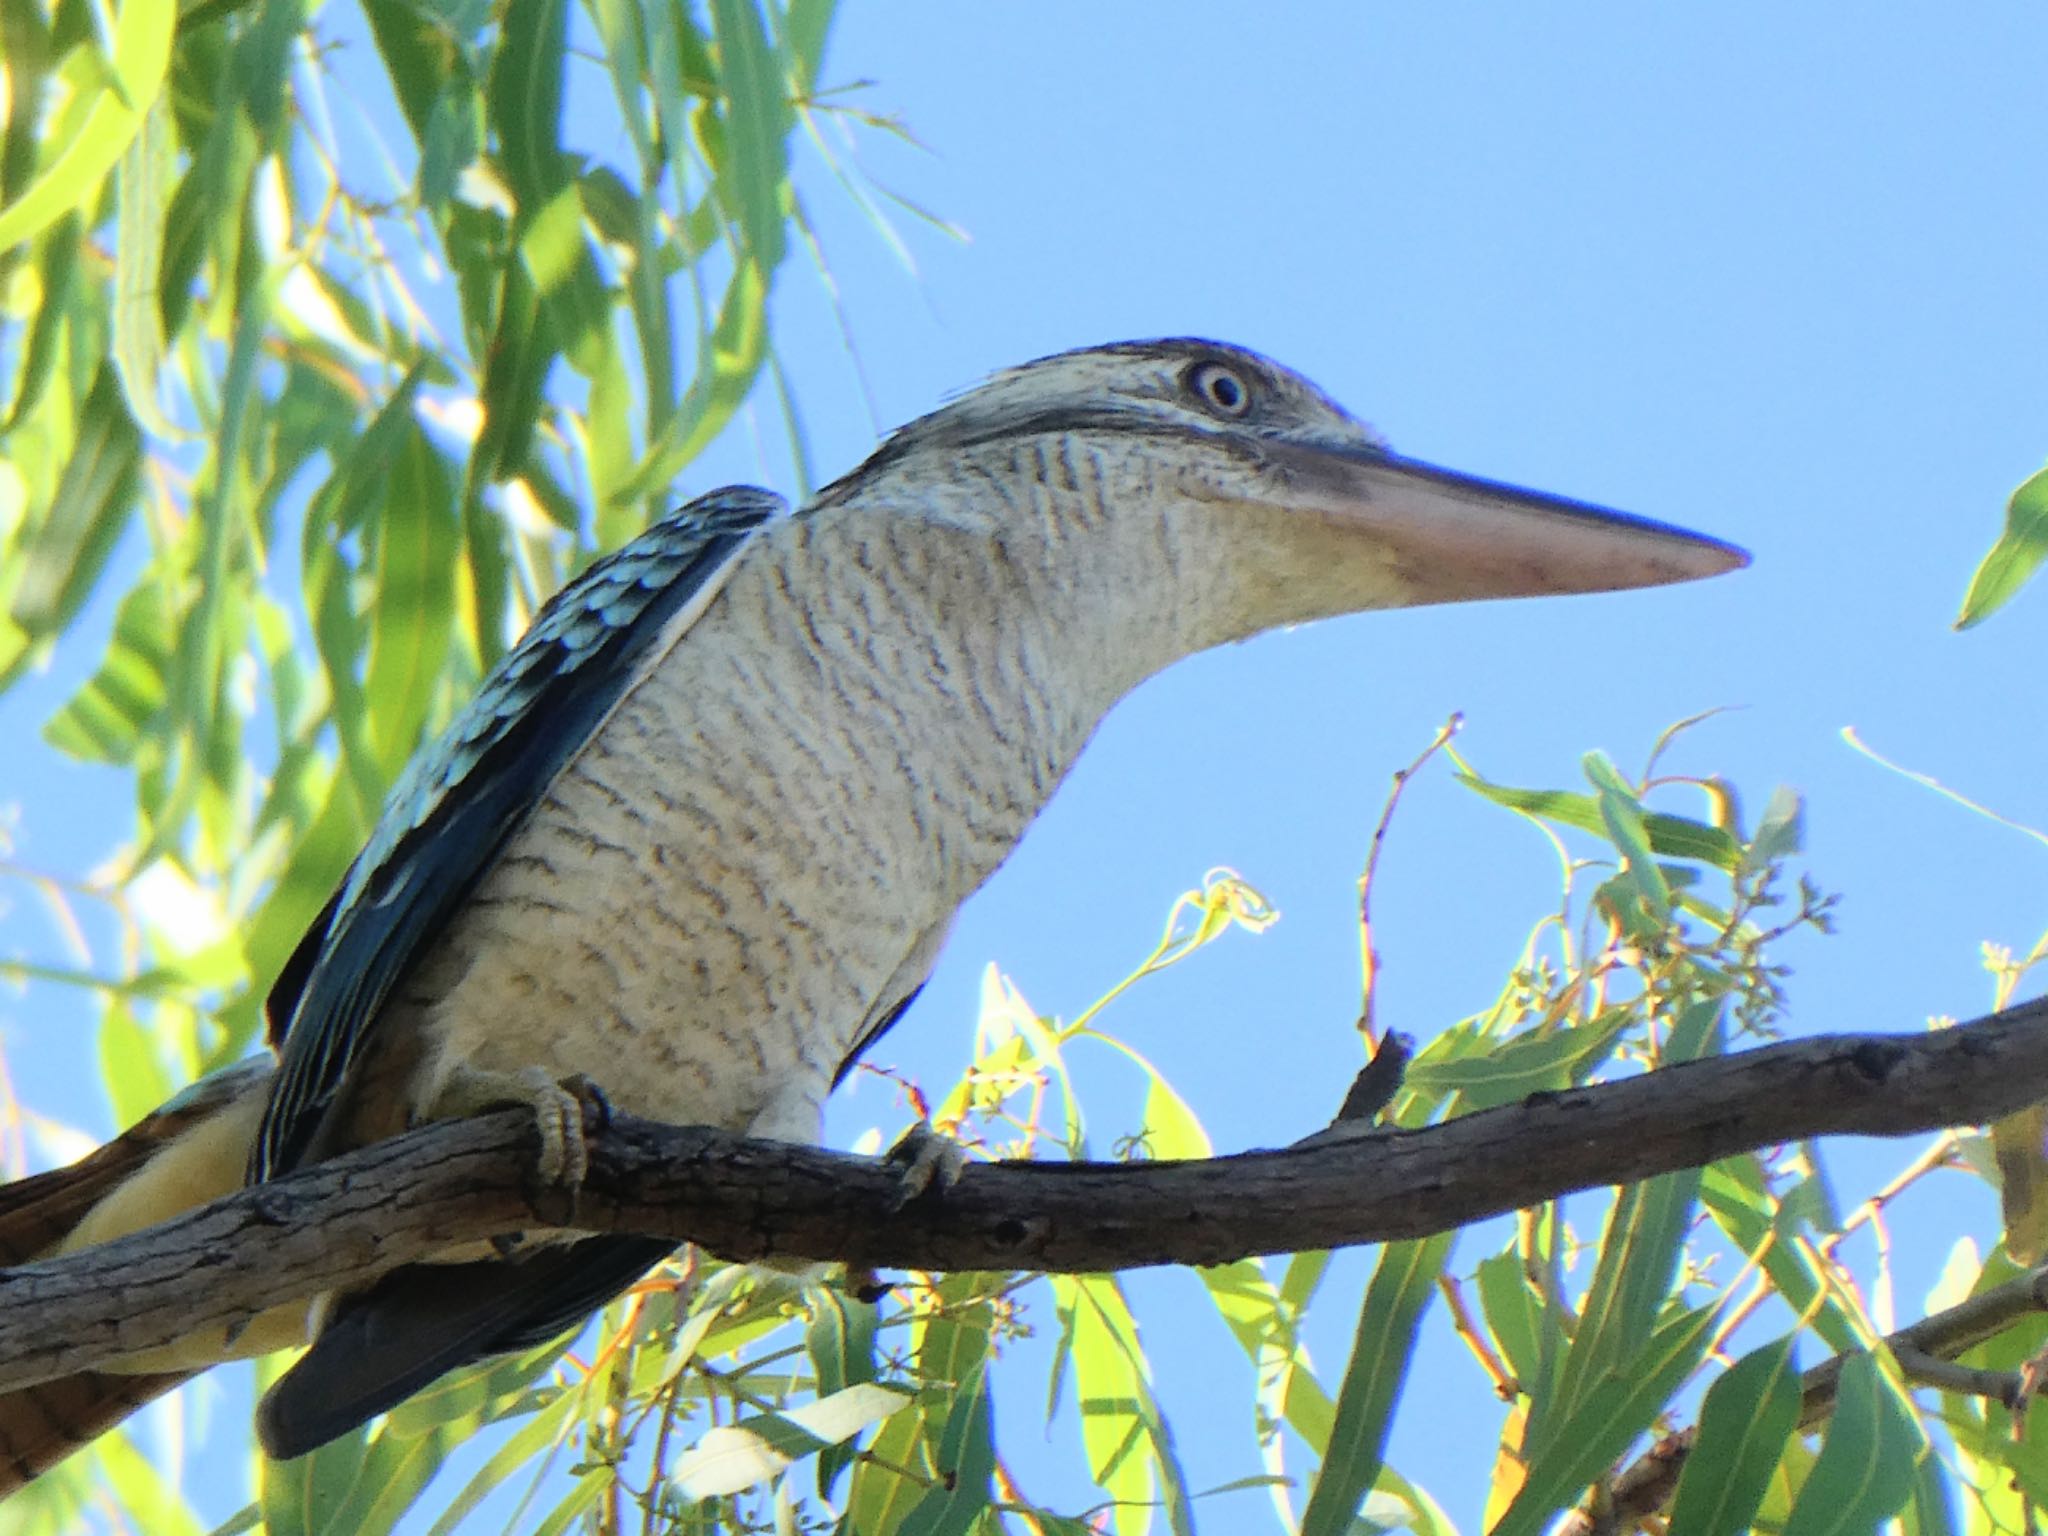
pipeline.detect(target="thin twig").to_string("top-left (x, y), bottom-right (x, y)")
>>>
top-left (1357, 713), bottom-right (1463, 1041)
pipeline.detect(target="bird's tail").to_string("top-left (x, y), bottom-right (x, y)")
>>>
top-left (257, 1234), bottom-right (675, 1460)
top-left (0, 1057), bottom-right (278, 1494)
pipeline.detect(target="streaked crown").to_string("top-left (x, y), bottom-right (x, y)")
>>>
top-left (825, 339), bottom-right (1390, 492)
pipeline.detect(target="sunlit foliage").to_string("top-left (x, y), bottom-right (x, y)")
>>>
top-left (3, 1), bottom-right (2046, 1532)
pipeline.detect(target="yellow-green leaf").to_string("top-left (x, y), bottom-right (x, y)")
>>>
top-left (0, 0), bottom-right (176, 254)
top-left (1957, 462), bottom-right (2048, 628)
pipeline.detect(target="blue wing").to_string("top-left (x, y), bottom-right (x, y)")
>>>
top-left (252, 487), bottom-right (784, 1182)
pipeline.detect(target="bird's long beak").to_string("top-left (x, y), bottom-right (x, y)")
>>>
top-left (1265, 438), bottom-right (1749, 604)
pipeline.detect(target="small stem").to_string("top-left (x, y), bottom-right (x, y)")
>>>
top-left (1357, 713), bottom-right (1462, 1041)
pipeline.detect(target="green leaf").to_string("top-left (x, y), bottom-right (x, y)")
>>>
top-left (1586, 753), bottom-right (1673, 923)
top-left (9, 363), bottom-right (139, 638)
top-left (842, 1393), bottom-right (935, 1536)
top-left (894, 1371), bottom-right (995, 1536)
top-left (807, 1286), bottom-right (878, 1498)
top-left (42, 576), bottom-right (173, 763)
top-left (470, 256), bottom-right (555, 491)
top-left (207, 1502), bottom-right (262, 1536)
top-left (487, 0), bottom-right (568, 209)
top-left (1992, 1104), bottom-right (2048, 1261)
top-left (0, 0), bottom-right (176, 254)
top-left (1491, 1304), bottom-right (1717, 1536)
top-left (230, 0), bottom-right (304, 144)
top-left (1903, 1437), bottom-right (1959, 1536)
top-left (417, 76), bottom-right (482, 211)
top-left (258, 1422), bottom-right (369, 1536)
top-left (1956, 462), bottom-right (2048, 628)
top-left (918, 1272), bottom-right (994, 1389)
top-left (1403, 1007), bottom-right (1633, 1112)
top-left (1056, 1273), bottom-right (1195, 1536)
top-left (384, 1340), bottom-right (566, 1439)
top-left (1701, 1155), bottom-right (1861, 1355)
top-left (360, 0), bottom-right (460, 147)
top-left (1668, 1335), bottom-right (1800, 1536)
top-left (302, 365), bottom-right (431, 824)
top-left (97, 996), bottom-right (174, 1128)
top-left (1743, 785), bottom-right (1805, 873)
top-left (111, 97), bottom-right (178, 439)
top-left (1780, 1351), bottom-right (1924, 1536)
top-left (707, 0), bottom-right (790, 275)
top-left (2, 215), bottom-right (83, 434)
top-left (783, 0), bottom-right (835, 92)
top-left (1138, 1061), bottom-right (1211, 1159)
top-left (361, 424), bottom-right (458, 781)
top-left (528, 1470), bottom-right (607, 1536)
top-left (421, 1385), bottom-right (581, 1536)
top-left (317, 1419), bottom-right (467, 1536)
top-left (1475, 1247), bottom-right (1548, 1399)
top-left (1454, 773), bottom-right (1741, 871)
top-left (613, 205), bottom-right (771, 507)
top-left (1298, 1232), bottom-right (1454, 1536)
top-left (1540, 1157), bottom-right (1703, 1451)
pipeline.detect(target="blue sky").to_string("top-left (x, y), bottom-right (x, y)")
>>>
top-left (7, 3), bottom-right (2048, 1528)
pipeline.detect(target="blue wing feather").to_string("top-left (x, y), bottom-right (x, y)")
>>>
top-left (253, 488), bottom-right (784, 1182)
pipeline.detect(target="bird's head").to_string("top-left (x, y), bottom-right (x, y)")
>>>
top-left (815, 338), bottom-right (1746, 654)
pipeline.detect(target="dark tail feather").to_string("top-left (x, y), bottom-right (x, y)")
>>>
top-left (258, 1235), bottom-right (675, 1460)
top-left (0, 1369), bottom-right (193, 1496)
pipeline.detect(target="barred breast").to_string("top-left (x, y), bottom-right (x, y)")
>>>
top-left (394, 505), bottom-right (1086, 1144)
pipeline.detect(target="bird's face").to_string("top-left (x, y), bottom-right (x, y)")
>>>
top-left (844, 339), bottom-right (1746, 647)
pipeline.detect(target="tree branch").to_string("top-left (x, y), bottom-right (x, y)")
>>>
top-left (4, 998), bottom-right (2045, 1396)
top-left (1558, 1260), bottom-right (2048, 1535)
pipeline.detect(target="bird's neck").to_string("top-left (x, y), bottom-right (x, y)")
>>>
top-left (793, 440), bottom-right (1234, 762)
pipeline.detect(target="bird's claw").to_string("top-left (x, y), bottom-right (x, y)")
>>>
top-left (884, 1120), bottom-right (968, 1210)
top-left (560, 1073), bottom-right (613, 1138)
top-left (436, 1062), bottom-right (603, 1220)
top-left (515, 1068), bottom-right (588, 1194)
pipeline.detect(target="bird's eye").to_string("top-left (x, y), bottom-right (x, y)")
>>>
top-left (1188, 361), bottom-right (1252, 418)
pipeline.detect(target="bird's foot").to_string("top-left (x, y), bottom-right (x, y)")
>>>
top-left (436, 1063), bottom-right (607, 1210)
top-left (883, 1120), bottom-right (968, 1210)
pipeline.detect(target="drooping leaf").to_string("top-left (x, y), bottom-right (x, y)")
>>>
top-left (894, 1371), bottom-right (995, 1536)
top-left (1491, 1304), bottom-right (1718, 1536)
top-left (1298, 1232), bottom-right (1454, 1536)
top-left (9, 363), bottom-right (140, 639)
top-left (420, 1385), bottom-right (582, 1536)
top-left (1701, 1155), bottom-right (1862, 1355)
top-left (361, 424), bottom-right (459, 781)
top-left (0, 0), bottom-right (176, 254)
top-left (1668, 1335), bottom-right (1801, 1536)
top-left (1779, 1351), bottom-right (1924, 1536)
top-left (42, 576), bottom-right (174, 763)
top-left (486, 0), bottom-right (568, 210)
top-left (806, 1287), bottom-right (879, 1498)
top-left (706, 0), bottom-right (789, 276)
top-left (1056, 1273), bottom-right (1196, 1536)
top-left (110, 98), bottom-right (179, 439)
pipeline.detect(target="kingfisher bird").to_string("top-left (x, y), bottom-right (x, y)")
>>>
top-left (0, 338), bottom-right (1745, 1485)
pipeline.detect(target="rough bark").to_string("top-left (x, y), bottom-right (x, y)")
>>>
top-left (2, 997), bottom-right (2043, 1395)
